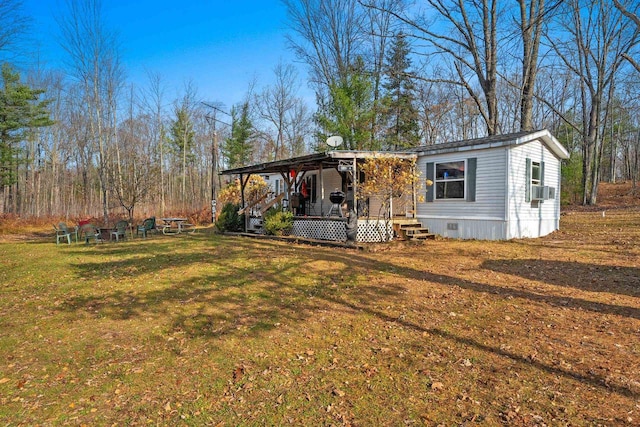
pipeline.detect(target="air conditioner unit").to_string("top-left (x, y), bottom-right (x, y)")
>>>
top-left (531, 185), bottom-right (546, 201)
top-left (547, 186), bottom-right (556, 200)
top-left (531, 185), bottom-right (556, 201)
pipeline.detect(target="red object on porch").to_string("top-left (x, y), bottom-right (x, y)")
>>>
top-left (301, 181), bottom-right (309, 198)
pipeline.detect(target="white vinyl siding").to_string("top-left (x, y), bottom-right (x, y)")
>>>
top-left (417, 148), bottom-right (507, 218)
top-left (507, 140), bottom-right (562, 239)
top-left (318, 169), bottom-right (343, 216)
top-left (416, 147), bottom-right (508, 239)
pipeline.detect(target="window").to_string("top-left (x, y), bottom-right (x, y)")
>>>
top-left (275, 178), bottom-right (284, 195)
top-left (526, 158), bottom-right (552, 202)
top-left (435, 161), bottom-right (465, 199)
top-left (531, 161), bottom-right (541, 187)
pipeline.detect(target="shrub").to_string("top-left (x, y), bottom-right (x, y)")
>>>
top-left (263, 206), bottom-right (293, 236)
top-left (216, 203), bottom-right (244, 232)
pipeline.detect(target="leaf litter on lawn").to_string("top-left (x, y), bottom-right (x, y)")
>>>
top-left (0, 183), bottom-right (639, 425)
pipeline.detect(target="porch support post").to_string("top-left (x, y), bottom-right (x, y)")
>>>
top-left (319, 162), bottom-right (325, 216)
top-left (412, 160), bottom-right (417, 218)
top-left (352, 155), bottom-right (358, 215)
top-left (239, 173), bottom-right (250, 232)
top-left (279, 169), bottom-right (294, 213)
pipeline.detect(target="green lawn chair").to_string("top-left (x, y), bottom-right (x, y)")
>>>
top-left (110, 220), bottom-right (129, 241)
top-left (53, 222), bottom-right (72, 245)
top-left (136, 217), bottom-right (156, 238)
top-left (80, 223), bottom-right (104, 244)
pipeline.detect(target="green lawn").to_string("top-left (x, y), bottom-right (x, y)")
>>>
top-left (1, 213), bottom-right (639, 425)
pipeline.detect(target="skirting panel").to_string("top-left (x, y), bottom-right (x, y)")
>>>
top-left (288, 218), bottom-right (393, 243)
top-left (290, 218), bottom-right (347, 241)
top-left (356, 220), bottom-right (394, 243)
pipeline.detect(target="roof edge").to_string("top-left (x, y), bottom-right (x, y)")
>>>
top-left (523, 129), bottom-right (570, 160)
top-left (409, 129), bottom-right (570, 160)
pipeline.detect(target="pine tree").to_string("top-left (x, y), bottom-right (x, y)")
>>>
top-left (167, 104), bottom-right (195, 205)
top-left (0, 63), bottom-right (53, 211)
top-left (381, 33), bottom-right (420, 150)
top-left (316, 56), bottom-right (376, 150)
top-left (223, 101), bottom-right (254, 168)
top-left (167, 105), bottom-right (195, 161)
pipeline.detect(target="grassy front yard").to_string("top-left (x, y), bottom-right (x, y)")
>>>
top-left (1, 209), bottom-right (639, 425)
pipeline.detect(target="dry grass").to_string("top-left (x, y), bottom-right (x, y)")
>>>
top-left (0, 184), bottom-right (639, 425)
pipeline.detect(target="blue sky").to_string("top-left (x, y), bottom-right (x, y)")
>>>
top-left (23, 0), bottom-right (304, 109)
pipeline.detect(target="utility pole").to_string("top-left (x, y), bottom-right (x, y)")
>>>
top-left (202, 101), bottom-right (231, 223)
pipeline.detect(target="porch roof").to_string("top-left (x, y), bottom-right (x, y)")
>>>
top-left (220, 150), bottom-right (417, 176)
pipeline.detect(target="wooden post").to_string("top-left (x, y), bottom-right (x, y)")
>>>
top-left (239, 173), bottom-right (250, 232)
top-left (279, 170), bottom-right (293, 212)
top-left (319, 162), bottom-right (325, 216)
top-left (352, 156), bottom-right (358, 215)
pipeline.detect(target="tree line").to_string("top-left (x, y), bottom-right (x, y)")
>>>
top-left (0, 0), bottom-right (638, 224)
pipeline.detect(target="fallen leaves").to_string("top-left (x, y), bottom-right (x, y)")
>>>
top-left (430, 381), bottom-right (444, 391)
top-left (1, 196), bottom-right (639, 425)
top-left (232, 365), bottom-right (245, 383)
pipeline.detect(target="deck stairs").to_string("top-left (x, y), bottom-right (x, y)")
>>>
top-left (393, 218), bottom-right (435, 241)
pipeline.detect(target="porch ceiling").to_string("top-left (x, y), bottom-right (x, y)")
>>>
top-left (220, 150), bottom-right (417, 176)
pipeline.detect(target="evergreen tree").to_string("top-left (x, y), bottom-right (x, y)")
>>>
top-left (167, 105), bottom-right (195, 162)
top-left (223, 101), bottom-right (254, 168)
top-left (0, 63), bottom-right (53, 210)
top-left (167, 104), bottom-right (195, 204)
top-left (381, 33), bottom-right (420, 150)
top-left (316, 56), bottom-right (376, 150)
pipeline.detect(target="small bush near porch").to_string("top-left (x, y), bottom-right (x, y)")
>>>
top-left (1, 201), bottom-right (638, 424)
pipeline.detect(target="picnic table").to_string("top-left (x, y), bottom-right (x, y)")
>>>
top-left (159, 217), bottom-right (195, 234)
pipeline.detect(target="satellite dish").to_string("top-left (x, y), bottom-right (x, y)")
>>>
top-left (326, 135), bottom-right (343, 148)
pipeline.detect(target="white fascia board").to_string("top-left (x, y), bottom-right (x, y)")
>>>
top-left (514, 129), bottom-right (570, 160)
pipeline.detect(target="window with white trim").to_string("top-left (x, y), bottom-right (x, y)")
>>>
top-left (531, 161), bottom-right (541, 187)
top-left (435, 160), bottom-right (465, 199)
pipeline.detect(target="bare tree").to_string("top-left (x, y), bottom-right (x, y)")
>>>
top-left (517, 0), bottom-right (547, 131)
top-left (360, 0), bottom-right (402, 146)
top-left (0, 0), bottom-right (30, 60)
top-left (58, 0), bottom-right (123, 223)
top-left (255, 62), bottom-right (311, 160)
top-left (613, 0), bottom-right (640, 73)
top-left (547, 0), bottom-right (639, 205)
top-left (284, 100), bottom-right (313, 157)
top-left (107, 85), bottom-right (159, 222)
top-left (141, 71), bottom-right (168, 216)
top-left (284, 0), bottom-right (365, 98)
top-left (363, 0), bottom-right (502, 136)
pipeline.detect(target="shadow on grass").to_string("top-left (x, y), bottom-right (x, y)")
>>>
top-left (64, 234), bottom-right (227, 278)
top-left (320, 292), bottom-right (639, 399)
top-left (481, 259), bottom-right (640, 297)
top-left (61, 236), bottom-right (391, 334)
top-left (58, 236), bottom-right (639, 399)
top-left (317, 250), bottom-right (640, 321)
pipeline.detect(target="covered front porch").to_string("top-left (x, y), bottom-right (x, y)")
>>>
top-left (220, 151), bottom-right (419, 243)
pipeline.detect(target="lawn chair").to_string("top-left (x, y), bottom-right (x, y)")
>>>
top-left (110, 220), bottom-right (129, 241)
top-left (136, 217), bottom-right (156, 238)
top-left (80, 223), bottom-right (104, 244)
top-left (53, 222), bottom-right (72, 245)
